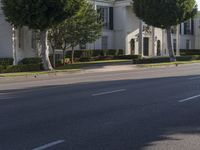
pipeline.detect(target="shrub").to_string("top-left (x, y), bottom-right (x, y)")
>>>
top-left (180, 49), bottom-right (200, 55)
top-left (115, 55), bottom-right (142, 60)
top-left (0, 65), bottom-right (7, 73)
top-left (118, 49), bottom-right (125, 55)
top-left (20, 57), bottom-right (42, 65)
top-left (3, 64), bottom-right (41, 73)
top-left (133, 55), bottom-right (200, 64)
top-left (95, 56), bottom-right (114, 61)
top-left (65, 49), bottom-right (125, 58)
top-left (79, 57), bottom-right (94, 62)
top-left (133, 57), bottom-right (170, 64)
top-left (0, 58), bottom-right (13, 66)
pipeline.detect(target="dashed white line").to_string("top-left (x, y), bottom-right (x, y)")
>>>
top-left (92, 89), bottom-right (126, 96)
top-left (178, 94), bottom-right (200, 103)
top-left (32, 140), bottom-right (65, 150)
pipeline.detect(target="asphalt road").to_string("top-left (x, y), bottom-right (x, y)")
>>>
top-left (1, 64), bottom-right (200, 150)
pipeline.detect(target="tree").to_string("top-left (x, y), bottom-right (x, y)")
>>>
top-left (49, 1), bottom-right (103, 64)
top-left (48, 26), bottom-right (64, 68)
top-left (1, 0), bottom-right (81, 70)
top-left (133, 0), bottom-right (197, 61)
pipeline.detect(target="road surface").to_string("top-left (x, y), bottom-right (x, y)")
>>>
top-left (1, 64), bottom-right (200, 150)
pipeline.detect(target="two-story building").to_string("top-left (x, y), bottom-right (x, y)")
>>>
top-left (0, 0), bottom-right (200, 63)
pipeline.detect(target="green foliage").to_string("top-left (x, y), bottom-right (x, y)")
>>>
top-left (49, 0), bottom-right (102, 49)
top-left (65, 49), bottom-right (124, 58)
top-left (1, 0), bottom-right (80, 30)
top-left (0, 58), bottom-right (13, 66)
top-left (115, 55), bottom-right (142, 60)
top-left (19, 58), bottom-right (42, 65)
top-left (0, 64), bottom-right (41, 73)
top-left (133, 55), bottom-right (200, 64)
top-left (180, 49), bottom-right (200, 55)
top-left (133, 0), bottom-right (197, 29)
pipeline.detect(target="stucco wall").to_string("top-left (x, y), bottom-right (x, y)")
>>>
top-left (0, 7), bottom-right (13, 58)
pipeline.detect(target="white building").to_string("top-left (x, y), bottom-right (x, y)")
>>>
top-left (0, 0), bottom-right (200, 63)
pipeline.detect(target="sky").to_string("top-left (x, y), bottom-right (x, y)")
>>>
top-left (197, 0), bottom-right (200, 10)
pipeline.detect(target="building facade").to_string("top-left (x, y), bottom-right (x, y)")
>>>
top-left (0, 0), bottom-right (200, 63)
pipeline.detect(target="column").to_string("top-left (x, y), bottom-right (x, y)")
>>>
top-left (176, 25), bottom-right (180, 56)
top-left (152, 26), bottom-right (155, 56)
top-left (139, 20), bottom-right (143, 57)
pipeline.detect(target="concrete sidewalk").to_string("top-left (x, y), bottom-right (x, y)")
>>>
top-left (0, 61), bottom-right (139, 84)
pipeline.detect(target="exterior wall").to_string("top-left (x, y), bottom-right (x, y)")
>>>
top-left (194, 12), bottom-right (200, 49)
top-left (0, 3), bottom-right (13, 58)
top-left (1, 0), bottom-right (200, 61)
top-left (15, 27), bottom-right (37, 62)
top-left (0, 2), bottom-right (37, 61)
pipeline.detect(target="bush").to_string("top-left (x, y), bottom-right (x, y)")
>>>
top-left (0, 65), bottom-right (6, 73)
top-left (79, 57), bottom-right (95, 62)
top-left (133, 55), bottom-right (200, 64)
top-left (180, 49), bottom-right (200, 55)
top-left (95, 56), bottom-right (114, 61)
top-left (65, 49), bottom-right (125, 58)
top-left (115, 55), bottom-right (142, 60)
top-left (20, 57), bottom-right (42, 65)
top-left (133, 57), bottom-right (170, 64)
top-left (2, 64), bottom-right (41, 73)
top-left (0, 58), bottom-right (13, 66)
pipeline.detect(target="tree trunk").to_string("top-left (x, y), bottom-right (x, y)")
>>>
top-left (139, 20), bottom-right (144, 57)
top-left (63, 49), bottom-right (66, 66)
top-left (71, 46), bottom-right (75, 64)
top-left (166, 27), bottom-right (176, 62)
top-left (40, 30), bottom-right (53, 71)
top-left (12, 26), bottom-right (17, 65)
top-left (152, 26), bottom-right (155, 56)
top-left (52, 48), bottom-right (56, 68)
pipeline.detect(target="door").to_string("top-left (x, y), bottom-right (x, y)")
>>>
top-left (143, 37), bottom-right (149, 56)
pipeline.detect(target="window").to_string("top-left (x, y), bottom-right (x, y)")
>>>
top-left (31, 30), bottom-right (37, 49)
top-left (80, 43), bottom-right (86, 50)
top-left (184, 21), bottom-right (191, 35)
top-left (173, 39), bottom-right (176, 51)
top-left (171, 26), bottom-right (177, 34)
top-left (97, 6), bottom-right (113, 30)
top-left (186, 39), bottom-right (190, 49)
top-left (157, 40), bottom-right (161, 56)
top-left (18, 27), bottom-right (24, 49)
top-left (102, 36), bottom-right (108, 49)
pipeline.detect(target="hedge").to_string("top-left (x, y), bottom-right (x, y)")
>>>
top-left (133, 55), bottom-right (200, 64)
top-left (19, 57), bottom-right (42, 65)
top-left (0, 58), bottom-right (13, 66)
top-left (65, 49), bottom-right (124, 58)
top-left (0, 64), bottom-right (41, 73)
top-left (114, 55), bottom-right (142, 60)
top-left (180, 49), bottom-right (200, 55)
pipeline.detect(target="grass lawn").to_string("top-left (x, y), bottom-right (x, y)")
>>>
top-left (0, 59), bottom-right (130, 77)
top-left (138, 60), bottom-right (200, 67)
top-left (0, 59), bottom-right (200, 77)
top-left (56, 59), bottom-right (131, 70)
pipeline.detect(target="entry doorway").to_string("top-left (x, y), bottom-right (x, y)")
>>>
top-left (143, 37), bottom-right (149, 56)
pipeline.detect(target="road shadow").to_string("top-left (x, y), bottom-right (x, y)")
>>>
top-left (0, 74), bottom-right (200, 150)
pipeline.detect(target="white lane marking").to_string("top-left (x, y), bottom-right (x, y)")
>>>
top-left (179, 94), bottom-right (200, 103)
top-left (32, 140), bottom-right (65, 150)
top-left (188, 76), bottom-right (200, 80)
top-left (92, 89), bottom-right (126, 96)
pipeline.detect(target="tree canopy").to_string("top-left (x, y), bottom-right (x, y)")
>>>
top-left (133, 0), bottom-right (197, 61)
top-left (1, 0), bottom-right (82, 70)
top-left (49, 1), bottom-right (103, 63)
top-left (133, 0), bottom-right (197, 29)
top-left (1, 0), bottom-right (81, 30)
